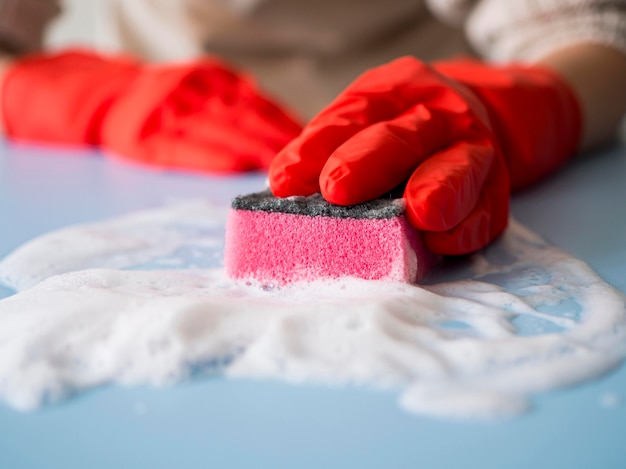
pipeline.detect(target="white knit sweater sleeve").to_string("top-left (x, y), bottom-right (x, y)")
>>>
top-left (426, 0), bottom-right (626, 62)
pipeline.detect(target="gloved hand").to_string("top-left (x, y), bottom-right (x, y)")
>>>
top-left (269, 56), bottom-right (581, 255)
top-left (1, 49), bottom-right (302, 173)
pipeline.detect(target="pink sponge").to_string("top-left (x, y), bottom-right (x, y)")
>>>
top-left (224, 190), bottom-right (436, 285)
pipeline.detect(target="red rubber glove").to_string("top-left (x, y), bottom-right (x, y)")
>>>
top-left (269, 56), bottom-right (581, 255)
top-left (1, 49), bottom-right (302, 173)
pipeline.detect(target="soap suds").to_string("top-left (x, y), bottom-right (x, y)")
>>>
top-left (0, 201), bottom-right (625, 420)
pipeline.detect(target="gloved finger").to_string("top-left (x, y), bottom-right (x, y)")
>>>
top-left (102, 60), bottom-right (256, 136)
top-left (269, 56), bottom-right (452, 197)
top-left (236, 93), bottom-right (303, 147)
top-left (171, 59), bottom-right (247, 107)
top-left (166, 70), bottom-right (302, 163)
top-left (174, 61), bottom-right (303, 133)
top-left (105, 119), bottom-right (275, 173)
top-left (318, 104), bottom-right (450, 205)
top-left (420, 151), bottom-right (510, 255)
top-left (157, 67), bottom-right (302, 146)
top-left (102, 70), bottom-right (298, 173)
top-left (269, 96), bottom-right (395, 197)
top-left (212, 94), bottom-right (302, 153)
top-left (168, 101), bottom-right (300, 170)
top-left (150, 91), bottom-right (301, 167)
top-left (403, 136), bottom-right (496, 233)
top-left (174, 116), bottom-right (295, 170)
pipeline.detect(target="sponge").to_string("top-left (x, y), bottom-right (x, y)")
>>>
top-left (224, 190), bottom-right (436, 285)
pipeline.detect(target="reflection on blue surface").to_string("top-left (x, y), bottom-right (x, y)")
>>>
top-left (473, 265), bottom-right (585, 336)
top-left (476, 266), bottom-right (551, 295)
top-left (440, 320), bottom-right (472, 330)
top-left (512, 314), bottom-right (566, 335)
top-left (537, 297), bottom-right (582, 320)
top-left (128, 244), bottom-right (225, 271)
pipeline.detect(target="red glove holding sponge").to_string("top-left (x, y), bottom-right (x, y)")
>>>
top-left (1, 49), bottom-right (302, 173)
top-left (269, 56), bottom-right (581, 255)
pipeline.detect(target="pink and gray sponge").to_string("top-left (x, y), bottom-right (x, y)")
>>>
top-left (224, 190), bottom-right (437, 285)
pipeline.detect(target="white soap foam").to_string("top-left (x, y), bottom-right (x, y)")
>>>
top-left (0, 201), bottom-right (625, 420)
top-left (0, 200), bottom-right (228, 292)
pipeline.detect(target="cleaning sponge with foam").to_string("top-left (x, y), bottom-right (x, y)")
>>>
top-left (224, 190), bottom-right (436, 285)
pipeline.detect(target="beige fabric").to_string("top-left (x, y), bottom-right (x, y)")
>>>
top-left (460, 0), bottom-right (626, 62)
top-left (92, 0), bottom-right (471, 118)
top-left (425, 0), bottom-right (475, 24)
top-left (89, 0), bottom-right (626, 117)
top-left (220, 18), bottom-right (471, 119)
top-left (95, 0), bottom-right (433, 60)
top-left (3, 1), bottom-right (626, 62)
top-left (2, 0), bottom-right (624, 116)
top-left (94, 0), bottom-right (626, 63)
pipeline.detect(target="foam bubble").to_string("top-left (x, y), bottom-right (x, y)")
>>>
top-left (0, 201), bottom-right (624, 419)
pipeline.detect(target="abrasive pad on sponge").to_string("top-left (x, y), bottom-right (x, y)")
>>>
top-left (224, 190), bottom-right (437, 285)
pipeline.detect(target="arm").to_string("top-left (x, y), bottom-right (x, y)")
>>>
top-left (442, 0), bottom-right (626, 152)
top-left (96, 0), bottom-right (223, 61)
top-left (0, 0), bottom-right (62, 134)
top-left (268, 8), bottom-right (626, 255)
top-left (0, 0), bottom-right (61, 54)
top-left (537, 43), bottom-right (626, 150)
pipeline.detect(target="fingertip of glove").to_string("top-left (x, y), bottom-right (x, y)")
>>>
top-left (268, 162), bottom-right (312, 198)
top-left (405, 197), bottom-right (448, 233)
top-left (319, 163), bottom-right (363, 206)
top-left (268, 164), bottom-right (289, 197)
top-left (421, 207), bottom-right (509, 256)
top-left (422, 229), bottom-right (488, 256)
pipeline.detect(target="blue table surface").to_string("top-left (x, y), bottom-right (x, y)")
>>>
top-left (1, 138), bottom-right (625, 469)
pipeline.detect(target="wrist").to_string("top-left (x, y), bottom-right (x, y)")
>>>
top-left (536, 43), bottom-right (626, 150)
top-left (434, 59), bottom-right (582, 191)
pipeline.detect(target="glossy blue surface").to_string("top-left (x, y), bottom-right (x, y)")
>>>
top-left (1, 139), bottom-right (625, 469)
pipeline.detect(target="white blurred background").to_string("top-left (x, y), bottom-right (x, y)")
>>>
top-left (46, 0), bottom-right (101, 49)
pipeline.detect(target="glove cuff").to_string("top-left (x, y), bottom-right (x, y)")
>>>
top-left (1, 49), bottom-right (140, 145)
top-left (434, 59), bottom-right (582, 191)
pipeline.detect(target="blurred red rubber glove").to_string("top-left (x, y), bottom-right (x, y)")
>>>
top-left (269, 56), bottom-right (581, 255)
top-left (1, 49), bottom-right (302, 173)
